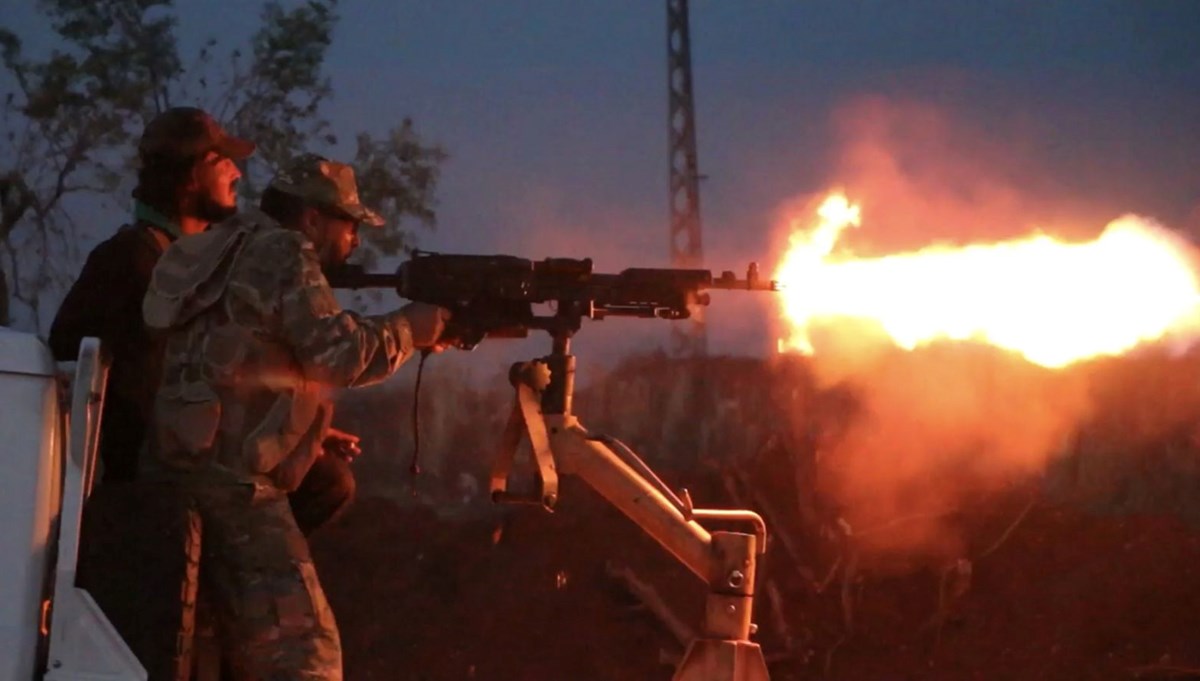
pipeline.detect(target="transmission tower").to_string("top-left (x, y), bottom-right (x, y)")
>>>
top-left (667, 0), bottom-right (706, 357)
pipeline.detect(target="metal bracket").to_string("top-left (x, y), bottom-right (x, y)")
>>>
top-left (490, 361), bottom-right (559, 511)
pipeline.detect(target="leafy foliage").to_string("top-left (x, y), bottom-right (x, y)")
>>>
top-left (352, 121), bottom-right (448, 270)
top-left (0, 0), bottom-right (444, 330)
top-left (0, 0), bottom-right (181, 326)
top-left (200, 0), bottom-right (338, 197)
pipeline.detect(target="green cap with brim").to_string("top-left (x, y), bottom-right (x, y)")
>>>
top-left (268, 153), bottom-right (384, 227)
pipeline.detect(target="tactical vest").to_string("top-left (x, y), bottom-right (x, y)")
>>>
top-left (144, 213), bottom-right (331, 491)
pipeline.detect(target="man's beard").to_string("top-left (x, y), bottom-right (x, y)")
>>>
top-left (318, 243), bottom-right (350, 271)
top-left (193, 192), bottom-right (237, 223)
top-left (299, 226), bottom-right (344, 270)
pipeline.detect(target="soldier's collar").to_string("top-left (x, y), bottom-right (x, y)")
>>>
top-left (134, 201), bottom-right (183, 240)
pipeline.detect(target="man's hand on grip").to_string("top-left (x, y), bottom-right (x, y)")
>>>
top-left (402, 302), bottom-right (452, 349)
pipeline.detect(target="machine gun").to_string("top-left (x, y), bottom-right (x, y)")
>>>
top-left (328, 251), bottom-right (779, 681)
top-left (327, 250), bottom-right (776, 350)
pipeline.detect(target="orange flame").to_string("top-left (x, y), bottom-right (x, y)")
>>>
top-left (775, 193), bottom-right (1200, 368)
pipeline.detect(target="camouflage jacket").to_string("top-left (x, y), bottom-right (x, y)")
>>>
top-left (143, 208), bottom-right (415, 490)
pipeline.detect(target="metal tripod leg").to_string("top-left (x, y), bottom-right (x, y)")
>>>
top-left (490, 347), bottom-right (773, 680)
top-left (490, 362), bottom-right (559, 510)
top-left (673, 530), bottom-right (769, 681)
top-left (546, 416), bottom-right (771, 681)
top-left (673, 639), bottom-right (771, 681)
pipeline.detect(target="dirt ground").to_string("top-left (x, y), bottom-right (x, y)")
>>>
top-left (73, 350), bottom-right (1200, 680)
top-left (310, 482), bottom-right (1200, 681)
top-left (310, 351), bottom-right (1200, 681)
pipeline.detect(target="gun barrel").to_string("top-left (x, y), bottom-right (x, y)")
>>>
top-left (709, 278), bottom-right (778, 292)
top-left (710, 262), bottom-right (778, 292)
top-left (324, 266), bottom-right (396, 290)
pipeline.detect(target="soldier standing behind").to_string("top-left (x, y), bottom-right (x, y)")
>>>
top-left (143, 154), bottom-right (449, 678)
top-left (49, 108), bottom-right (356, 537)
top-left (49, 107), bottom-right (252, 482)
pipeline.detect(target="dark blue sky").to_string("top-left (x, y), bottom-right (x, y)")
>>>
top-left (6, 1), bottom-right (1200, 367)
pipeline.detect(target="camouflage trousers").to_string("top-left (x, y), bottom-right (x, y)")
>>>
top-left (190, 482), bottom-right (342, 680)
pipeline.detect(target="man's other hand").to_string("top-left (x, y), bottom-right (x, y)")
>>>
top-left (323, 427), bottom-right (362, 462)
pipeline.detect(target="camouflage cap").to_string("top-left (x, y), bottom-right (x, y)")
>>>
top-left (139, 107), bottom-right (255, 161)
top-left (268, 154), bottom-right (384, 227)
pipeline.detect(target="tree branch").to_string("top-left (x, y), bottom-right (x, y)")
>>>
top-left (605, 560), bottom-right (695, 648)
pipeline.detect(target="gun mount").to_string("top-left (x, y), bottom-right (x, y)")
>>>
top-left (329, 251), bottom-right (777, 680)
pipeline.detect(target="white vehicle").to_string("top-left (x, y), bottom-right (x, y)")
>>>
top-left (0, 326), bottom-right (145, 681)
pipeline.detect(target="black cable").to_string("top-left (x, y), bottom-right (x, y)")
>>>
top-left (409, 348), bottom-right (431, 478)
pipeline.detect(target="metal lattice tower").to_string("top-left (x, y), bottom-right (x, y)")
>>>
top-left (667, 0), bottom-right (707, 357)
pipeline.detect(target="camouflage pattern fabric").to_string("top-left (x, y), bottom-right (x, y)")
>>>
top-left (143, 206), bottom-right (417, 677)
top-left (192, 483), bottom-right (340, 680)
top-left (143, 207), bottom-right (414, 490)
top-left (268, 153), bottom-right (383, 227)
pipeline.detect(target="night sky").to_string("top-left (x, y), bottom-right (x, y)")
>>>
top-left (6, 1), bottom-right (1200, 368)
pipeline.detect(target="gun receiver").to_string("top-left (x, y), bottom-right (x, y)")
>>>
top-left (327, 251), bottom-right (778, 349)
